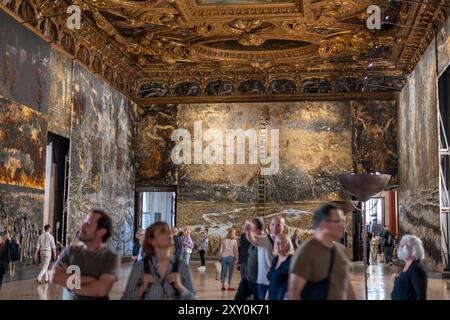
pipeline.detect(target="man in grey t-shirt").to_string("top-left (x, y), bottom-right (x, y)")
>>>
top-left (50, 209), bottom-right (120, 300)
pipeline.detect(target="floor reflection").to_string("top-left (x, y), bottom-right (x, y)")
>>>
top-left (0, 260), bottom-right (448, 300)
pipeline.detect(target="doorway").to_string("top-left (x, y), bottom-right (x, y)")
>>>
top-left (364, 197), bottom-right (385, 236)
top-left (43, 132), bottom-right (70, 246)
top-left (135, 187), bottom-right (177, 232)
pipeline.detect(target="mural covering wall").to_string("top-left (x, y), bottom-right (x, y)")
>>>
top-left (48, 48), bottom-right (73, 138)
top-left (136, 104), bottom-right (178, 185)
top-left (0, 96), bottom-right (47, 189)
top-left (137, 101), bottom-right (397, 255)
top-left (0, 97), bottom-right (46, 268)
top-left (398, 19), bottom-right (447, 272)
top-left (0, 10), bottom-right (50, 114)
top-left (0, 187), bottom-right (43, 267)
top-left (67, 64), bottom-right (136, 256)
top-left (351, 100), bottom-right (398, 184)
top-left (0, 10), bottom-right (51, 271)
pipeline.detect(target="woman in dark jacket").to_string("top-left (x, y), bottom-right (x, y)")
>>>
top-left (266, 233), bottom-right (293, 300)
top-left (2, 230), bottom-right (19, 276)
top-left (391, 235), bottom-right (428, 300)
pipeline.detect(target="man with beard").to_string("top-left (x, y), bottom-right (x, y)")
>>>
top-left (50, 209), bottom-right (120, 300)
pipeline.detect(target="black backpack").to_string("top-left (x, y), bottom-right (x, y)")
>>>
top-left (143, 255), bottom-right (181, 299)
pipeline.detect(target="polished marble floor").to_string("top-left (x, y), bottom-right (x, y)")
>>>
top-left (0, 260), bottom-right (449, 300)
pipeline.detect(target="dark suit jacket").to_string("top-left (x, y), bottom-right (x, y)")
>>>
top-left (173, 236), bottom-right (182, 256)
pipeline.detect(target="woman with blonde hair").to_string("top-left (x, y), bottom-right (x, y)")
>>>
top-left (266, 233), bottom-right (294, 300)
top-left (218, 228), bottom-right (239, 291)
top-left (122, 222), bottom-right (197, 300)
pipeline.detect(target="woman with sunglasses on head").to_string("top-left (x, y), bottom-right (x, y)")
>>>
top-left (122, 222), bottom-right (197, 300)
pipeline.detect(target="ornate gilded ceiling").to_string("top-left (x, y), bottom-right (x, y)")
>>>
top-left (0, 0), bottom-right (447, 100)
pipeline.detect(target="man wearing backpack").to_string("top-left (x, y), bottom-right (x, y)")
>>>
top-left (383, 225), bottom-right (394, 266)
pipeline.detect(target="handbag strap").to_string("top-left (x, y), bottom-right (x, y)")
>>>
top-left (326, 246), bottom-right (335, 279)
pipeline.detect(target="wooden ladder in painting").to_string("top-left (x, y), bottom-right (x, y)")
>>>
top-left (256, 109), bottom-right (269, 216)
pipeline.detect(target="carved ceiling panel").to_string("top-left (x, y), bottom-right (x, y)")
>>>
top-left (1, 0), bottom-right (447, 100)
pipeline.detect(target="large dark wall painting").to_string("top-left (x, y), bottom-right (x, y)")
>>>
top-left (0, 96), bottom-right (46, 270)
top-left (0, 95), bottom-right (47, 189)
top-left (0, 10), bottom-right (50, 114)
top-left (351, 100), bottom-right (398, 184)
top-left (136, 101), bottom-right (397, 256)
top-left (48, 48), bottom-right (73, 138)
top-left (68, 64), bottom-right (136, 256)
top-left (0, 187), bottom-right (43, 268)
top-left (136, 104), bottom-right (178, 185)
top-left (398, 26), bottom-right (442, 272)
top-left (265, 101), bottom-right (352, 202)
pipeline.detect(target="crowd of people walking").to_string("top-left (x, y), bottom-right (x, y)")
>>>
top-left (0, 203), bottom-right (429, 300)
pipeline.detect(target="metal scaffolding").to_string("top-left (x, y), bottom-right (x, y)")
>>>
top-left (438, 109), bottom-right (450, 271)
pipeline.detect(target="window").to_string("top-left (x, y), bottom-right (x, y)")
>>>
top-left (363, 197), bottom-right (383, 235)
top-left (140, 192), bottom-right (176, 229)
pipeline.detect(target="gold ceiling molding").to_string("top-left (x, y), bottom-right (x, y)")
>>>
top-left (134, 69), bottom-right (405, 90)
top-left (74, 0), bottom-right (163, 10)
top-left (174, 0), bottom-right (304, 20)
top-left (0, 0), bottom-right (446, 100)
top-left (136, 91), bottom-right (401, 105)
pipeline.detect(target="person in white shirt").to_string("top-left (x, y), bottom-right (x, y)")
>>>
top-left (34, 224), bottom-right (56, 284)
top-left (245, 216), bottom-right (286, 300)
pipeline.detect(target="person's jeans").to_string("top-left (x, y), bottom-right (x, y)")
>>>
top-left (384, 246), bottom-right (392, 263)
top-left (183, 251), bottom-right (191, 264)
top-left (220, 256), bottom-right (235, 286)
top-left (199, 250), bottom-right (206, 267)
top-left (257, 284), bottom-right (269, 300)
top-left (37, 250), bottom-right (52, 282)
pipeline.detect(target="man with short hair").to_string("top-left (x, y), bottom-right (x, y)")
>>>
top-left (246, 216), bottom-right (286, 300)
top-left (288, 203), bottom-right (356, 300)
top-left (35, 224), bottom-right (57, 284)
top-left (50, 209), bottom-right (120, 300)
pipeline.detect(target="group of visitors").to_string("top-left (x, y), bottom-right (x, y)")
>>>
top-left (366, 226), bottom-right (397, 266)
top-left (234, 204), bottom-right (354, 300)
top-left (233, 203), bottom-right (428, 300)
top-left (0, 202), bottom-right (430, 301)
